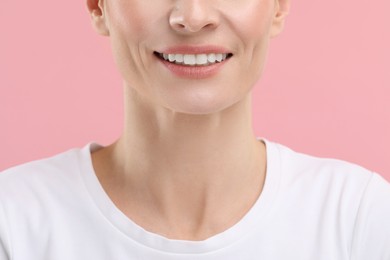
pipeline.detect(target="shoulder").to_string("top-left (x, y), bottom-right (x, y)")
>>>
top-left (268, 141), bottom-right (390, 221)
top-left (0, 145), bottom-right (94, 259)
top-left (0, 146), bottom-right (86, 202)
top-left (264, 140), bottom-right (390, 258)
top-left (350, 172), bottom-right (390, 258)
top-left (271, 141), bottom-right (376, 190)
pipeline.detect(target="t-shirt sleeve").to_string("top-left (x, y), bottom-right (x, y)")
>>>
top-left (350, 173), bottom-right (390, 260)
top-left (0, 239), bottom-right (9, 260)
top-left (0, 201), bottom-right (11, 260)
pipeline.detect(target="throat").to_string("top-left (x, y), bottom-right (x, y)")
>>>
top-left (91, 139), bottom-right (267, 241)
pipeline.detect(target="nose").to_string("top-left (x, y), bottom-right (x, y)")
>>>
top-left (169, 0), bottom-right (219, 34)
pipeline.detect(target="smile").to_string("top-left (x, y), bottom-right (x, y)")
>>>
top-left (154, 52), bottom-right (233, 66)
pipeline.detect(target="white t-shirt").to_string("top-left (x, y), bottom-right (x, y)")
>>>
top-left (0, 139), bottom-right (389, 260)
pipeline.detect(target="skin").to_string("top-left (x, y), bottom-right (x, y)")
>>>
top-left (87, 0), bottom-right (290, 240)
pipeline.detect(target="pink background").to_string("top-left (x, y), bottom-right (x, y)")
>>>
top-left (1, 0), bottom-right (389, 181)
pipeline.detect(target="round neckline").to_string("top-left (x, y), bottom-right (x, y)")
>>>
top-left (78, 137), bottom-right (281, 254)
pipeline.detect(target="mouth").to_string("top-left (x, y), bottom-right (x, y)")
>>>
top-left (153, 51), bottom-right (233, 66)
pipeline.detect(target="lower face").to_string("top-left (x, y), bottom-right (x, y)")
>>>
top-left (105, 0), bottom-right (276, 115)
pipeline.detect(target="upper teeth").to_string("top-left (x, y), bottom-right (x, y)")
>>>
top-left (160, 53), bottom-right (229, 66)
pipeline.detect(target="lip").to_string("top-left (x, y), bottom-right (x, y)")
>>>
top-left (154, 45), bottom-right (233, 79)
top-left (156, 56), bottom-right (231, 79)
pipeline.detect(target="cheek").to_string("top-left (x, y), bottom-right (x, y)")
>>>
top-left (231, 1), bottom-right (274, 44)
top-left (108, 0), bottom-right (166, 38)
top-left (106, 1), bottom-right (160, 86)
top-left (108, 1), bottom-right (145, 37)
top-left (219, 0), bottom-right (272, 42)
top-left (228, 1), bottom-right (274, 75)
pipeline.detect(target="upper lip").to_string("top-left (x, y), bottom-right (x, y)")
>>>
top-left (156, 45), bottom-right (233, 55)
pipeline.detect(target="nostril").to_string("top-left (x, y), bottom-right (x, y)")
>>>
top-left (169, 12), bottom-right (219, 33)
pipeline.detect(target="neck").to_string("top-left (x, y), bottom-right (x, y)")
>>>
top-left (92, 85), bottom-right (267, 240)
top-left (115, 85), bottom-right (264, 180)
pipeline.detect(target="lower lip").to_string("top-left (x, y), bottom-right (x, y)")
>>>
top-left (156, 56), bottom-right (230, 79)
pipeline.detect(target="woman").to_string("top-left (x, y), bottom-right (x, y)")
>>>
top-left (1, 0), bottom-right (389, 259)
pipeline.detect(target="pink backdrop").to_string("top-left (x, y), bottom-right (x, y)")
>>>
top-left (1, 0), bottom-right (389, 181)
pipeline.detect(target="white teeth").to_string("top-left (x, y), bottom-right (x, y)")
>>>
top-left (183, 54), bottom-right (196, 65)
top-left (216, 53), bottom-right (223, 62)
top-left (175, 54), bottom-right (184, 62)
top-left (159, 53), bottom-right (231, 66)
top-left (196, 54), bottom-right (208, 65)
top-left (207, 53), bottom-right (216, 63)
top-left (168, 54), bottom-right (175, 62)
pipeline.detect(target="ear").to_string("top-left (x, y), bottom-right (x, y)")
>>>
top-left (270, 0), bottom-right (290, 38)
top-left (86, 0), bottom-right (110, 36)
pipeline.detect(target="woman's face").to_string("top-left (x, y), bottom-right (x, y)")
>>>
top-left (93, 0), bottom-right (287, 114)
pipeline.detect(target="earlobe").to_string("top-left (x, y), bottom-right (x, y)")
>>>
top-left (87, 0), bottom-right (110, 36)
top-left (270, 0), bottom-right (290, 38)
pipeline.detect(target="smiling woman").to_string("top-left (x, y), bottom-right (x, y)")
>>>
top-left (92, 0), bottom-right (281, 115)
top-left (0, 0), bottom-right (389, 259)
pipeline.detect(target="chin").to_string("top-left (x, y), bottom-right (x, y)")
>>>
top-left (163, 93), bottom-right (242, 116)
